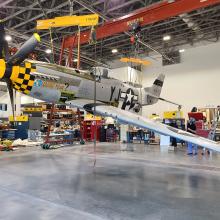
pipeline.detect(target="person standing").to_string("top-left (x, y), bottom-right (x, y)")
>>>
top-left (170, 120), bottom-right (177, 147)
top-left (187, 117), bottom-right (197, 155)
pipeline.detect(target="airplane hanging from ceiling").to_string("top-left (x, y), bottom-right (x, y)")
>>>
top-left (1, 21), bottom-right (220, 153)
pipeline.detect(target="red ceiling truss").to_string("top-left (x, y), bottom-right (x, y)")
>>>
top-left (59, 0), bottom-right (220, 67)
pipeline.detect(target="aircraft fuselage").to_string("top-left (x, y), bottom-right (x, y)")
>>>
top-left (30, 61), bottom-right (142, 113)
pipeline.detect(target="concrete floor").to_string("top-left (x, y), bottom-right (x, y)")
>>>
top-left (1, 143), bottom-right (220, 220)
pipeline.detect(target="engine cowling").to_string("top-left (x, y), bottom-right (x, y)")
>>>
top-left (0, 59), bottom-right (36, 95)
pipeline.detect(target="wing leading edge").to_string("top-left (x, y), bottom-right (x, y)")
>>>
top-left (66, 99), bottom-right (220, 153)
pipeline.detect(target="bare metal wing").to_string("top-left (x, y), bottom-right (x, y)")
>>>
top-left (66, 99), bottom-right (220, 153)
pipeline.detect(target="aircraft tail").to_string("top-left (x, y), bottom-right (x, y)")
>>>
top-left (142, 74), bottom-right (165, 106)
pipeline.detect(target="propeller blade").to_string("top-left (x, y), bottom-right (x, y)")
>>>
top-left (7, 33), bottom-right (40, 66)
top-left (3, 38), bottom-right (10, 61)
top-left (0, 20), bottom-right (10, 60)
top-left (5, 79), bottom-right (15, 120)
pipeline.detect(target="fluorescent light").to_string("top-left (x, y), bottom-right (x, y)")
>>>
top-left (73, 58), bottom-right (78, 62)
top-left (5, 35), bottom-right (12, 42)
top-left (179, 49), bottom-right (185, 53)
top-left (163, 35), bottom-right (171, 41)
top-left (45, 49), bottom-right (52, 54)
top-left (112, 49), bottom-right (118, 54)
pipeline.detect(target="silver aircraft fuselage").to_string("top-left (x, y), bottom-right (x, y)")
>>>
top-left (30, 61), bottom-right (143, 113)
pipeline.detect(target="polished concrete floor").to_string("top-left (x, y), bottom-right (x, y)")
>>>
top-left (0, 143), bottom-right (220, 219)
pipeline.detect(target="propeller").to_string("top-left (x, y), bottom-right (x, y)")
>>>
top-left (5, 79), bottom-right (15, 119)
top-left (7, 33), bottom-right (40, 66)
top-left (0, 21), bottom-right (40, 119)
top-left (0, 20), bottom-right (9, 60)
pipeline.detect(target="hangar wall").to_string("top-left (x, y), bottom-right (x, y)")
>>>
top-left (0, 93), bottom-right (12, 118)
top-left (0, 93), bottom-right (22, 118)
top-left (0, 92), bottom-right (42, 118)
top-left (141, 41), bottom-right (220, 118)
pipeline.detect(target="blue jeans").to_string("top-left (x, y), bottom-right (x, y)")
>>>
top-left (188, 142), bottom-right (198, 154)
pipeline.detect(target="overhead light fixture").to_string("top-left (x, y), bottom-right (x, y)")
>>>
top-left (163, 35), bottom-right (171, 41)
top-left (45, 49), bottom-right (52, 54)
top-left (179, 49), bottom-right (185, 53)
top-left (5, 35), bottom-right (12, 42)
top-left (112, 48), bottom-right (118, 54)
top-left (73, 58), bottom-right (78, 62)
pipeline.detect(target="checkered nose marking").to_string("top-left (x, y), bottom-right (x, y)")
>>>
top-left (10, 62), bottom-right (36, 95)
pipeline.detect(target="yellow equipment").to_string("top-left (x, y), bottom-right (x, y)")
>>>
top-left (120, 57), bottom-right (151, 66)
top-left (85, 113), bottom-right (102, 121)
top-left (9, 115), bottom-right (29, 122)
top-left (163, 111), bottom-right (183, 119)
top-left (23, 107), bottom-right (43, 112)
top-left (37, 14), bottom-right (99, 30)
top-left (149, 114), bottom-right (160, 120)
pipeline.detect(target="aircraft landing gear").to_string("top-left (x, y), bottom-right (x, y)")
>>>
top-left (41, 143), bottom-right (51, 149)
top-left (80, 139), bottom-right (85, 145)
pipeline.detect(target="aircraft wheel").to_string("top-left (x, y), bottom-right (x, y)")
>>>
top-left (80, 139), bottom-right (85, 145)
top-left (41, 143), bottom-right (50, 149)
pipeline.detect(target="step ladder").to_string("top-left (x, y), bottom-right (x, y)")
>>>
top-left (208, 106), bottom-right (220, 141)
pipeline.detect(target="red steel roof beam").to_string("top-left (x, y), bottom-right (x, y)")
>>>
top-left (63, 0), bottom-right (220, 48)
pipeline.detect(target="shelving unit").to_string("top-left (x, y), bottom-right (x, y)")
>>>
top-left (83, 119), bottom-right (103, 141)
top-left (41, 104), bottom-right (84, 149)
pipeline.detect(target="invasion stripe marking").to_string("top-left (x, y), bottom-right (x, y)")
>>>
top-left (11, 62), bottom-right (36, 95)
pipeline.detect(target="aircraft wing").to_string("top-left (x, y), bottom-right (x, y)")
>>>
top-left (66, 99), bottom-right (220, 152)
